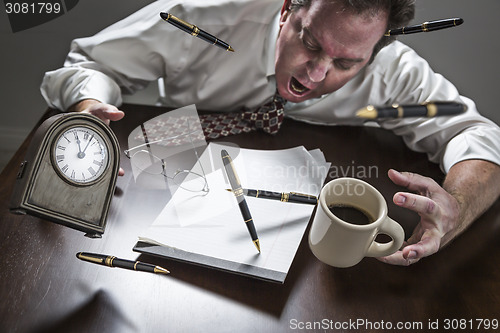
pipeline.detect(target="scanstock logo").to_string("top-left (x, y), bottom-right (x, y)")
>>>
top-left (4, 0), bottom-right (80, 32)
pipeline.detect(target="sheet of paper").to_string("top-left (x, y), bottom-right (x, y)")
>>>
top-left (139, 142), bottom-right (330, 276)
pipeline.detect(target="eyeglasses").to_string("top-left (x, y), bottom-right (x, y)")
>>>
top-left (124, 126), bottom-right (209, 193)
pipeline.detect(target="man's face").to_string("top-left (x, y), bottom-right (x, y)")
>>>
top-left (275, 0), bottom-right (388, 103)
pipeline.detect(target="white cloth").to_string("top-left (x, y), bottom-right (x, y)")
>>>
top-left (40, 0), bottom-right (500, 173)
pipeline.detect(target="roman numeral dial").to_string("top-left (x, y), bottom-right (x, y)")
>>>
top-left (53, 126), bottom-right (109, 184)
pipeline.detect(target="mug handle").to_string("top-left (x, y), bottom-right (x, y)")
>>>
top-left (366, 217), bottom-right (405, 257)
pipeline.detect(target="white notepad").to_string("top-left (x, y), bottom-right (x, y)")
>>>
top-left (135, 142), bottom-right (330, 283)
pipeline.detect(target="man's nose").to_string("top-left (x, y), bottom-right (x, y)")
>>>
top-left (306, 56), bottom-right (331, 83)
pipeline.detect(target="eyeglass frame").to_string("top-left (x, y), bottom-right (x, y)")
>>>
top-left (124, 127), bottom-right (209, 193)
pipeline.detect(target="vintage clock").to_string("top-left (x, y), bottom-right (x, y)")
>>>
top-left (10, 112), bottom-right (120, 237)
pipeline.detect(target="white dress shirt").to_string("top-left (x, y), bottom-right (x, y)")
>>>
top-left (41, 0), bottom-right (500, 173)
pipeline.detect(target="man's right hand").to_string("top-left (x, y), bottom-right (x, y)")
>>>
top-left (69, 99), bottom-right (125, 125)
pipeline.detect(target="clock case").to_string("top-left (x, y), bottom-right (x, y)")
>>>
top-left (10, 112), bottom-right (120, 237)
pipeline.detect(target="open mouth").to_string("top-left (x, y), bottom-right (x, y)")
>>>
top-left (290, 77), bottom-right (310, 96)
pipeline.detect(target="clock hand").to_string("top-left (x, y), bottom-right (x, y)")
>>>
top-left (76, 132), bottom-right (84, 159)
top-left (81, 134), bottom-right (95, 157)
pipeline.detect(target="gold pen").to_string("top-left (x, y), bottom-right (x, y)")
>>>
top-left (76, 252), bottom-right (170, 275)
top-left (226, 188), bottom-right (317, 205)
top-left (356, 101), bottom-right (467, 119)
top-left (385, 18), bottom-right (463, 36)
top-left (221, 149), bottom-right (261, 253)
top-left (160, 12), bottom-right (234, 52)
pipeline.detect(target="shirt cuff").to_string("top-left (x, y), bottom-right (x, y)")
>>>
top-left (442, 125), bottom-right (500, 173)
top-left (41, 68), bottom-right (122, 111)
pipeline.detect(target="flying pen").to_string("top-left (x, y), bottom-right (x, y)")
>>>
top-left (356, 101), bottom-right (467, 119)
top-left (385, 18), bottom-right (463, 36)
top-left (160, 12), bottom-right (234, 52)
top-left (221, 149), bottom-right (261, 253)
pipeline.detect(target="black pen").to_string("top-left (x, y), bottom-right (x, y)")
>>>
top-left (160, 12), bottom-right (234, 52)
top-left (385, 18), bottom-right (463, 36)
top-left (76, 252), bottom-right (170, 275)
top-left (221, 150), bottom-right (260, 253)
top-left (356, 101), bottom-right (467, 119)
top-left (226, 189), bottom-right (317, 205)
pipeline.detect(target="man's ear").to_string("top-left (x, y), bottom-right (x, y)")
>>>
top-left (281, 0), bottom-right (291, 14)
top-left (280, 0), bottom-right (292, 26)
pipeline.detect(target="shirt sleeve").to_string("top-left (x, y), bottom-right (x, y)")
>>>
top-left (40, 1), bottom-right (180, 111)
top-left (371, 42), bottom-right (500, 173)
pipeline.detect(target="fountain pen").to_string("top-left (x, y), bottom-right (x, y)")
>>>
top-left (76, 252), bottom-right (170, 274)
top-left (226, 189), bottom-right (317, 205)
top-left (221, 149), bottom-right (261, 253)
top-left (385, 18), bottom-right (463, 36)
top-left (356, 101), bottom-right (467, 119)
top-left (160, 12), bottom-right (234, 52)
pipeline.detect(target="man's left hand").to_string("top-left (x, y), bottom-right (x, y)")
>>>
top-left (377, 169), bottom-right (461, 266)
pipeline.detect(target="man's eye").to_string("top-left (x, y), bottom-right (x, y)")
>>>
top-left (303, 38), bottom-right (320, 51)
top-left (334, 60), bottom-right (352, 70)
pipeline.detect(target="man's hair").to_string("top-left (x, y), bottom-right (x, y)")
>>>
top-left (289, 0), bottom-right (415, 62)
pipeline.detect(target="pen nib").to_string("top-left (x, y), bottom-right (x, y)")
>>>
top-left (355, 106), bottom-right (377, 119)
top-left (154, 266), bottom-right (170, 274)
top-left (227, 46), bottom-right (235, 52)
top-left (254, 240), bottom-right (261, 253)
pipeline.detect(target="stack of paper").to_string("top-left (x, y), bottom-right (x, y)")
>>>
top-left (134, 142), bottom-right (330, 283)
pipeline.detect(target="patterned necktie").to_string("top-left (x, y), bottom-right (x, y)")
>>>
top-left (200, 92), bottom-right (287, 140)
top-left (130, 93), bottom-right (287, 148)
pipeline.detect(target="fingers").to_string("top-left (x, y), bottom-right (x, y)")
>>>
top-left (393, 192), bottom-right (437, 217)
top-left (380, 169), bottom-right (461, 266)
top-left (389, 169), bottom-right (442, 217)
top-left (377, 250), bottom-right (419, 266)
top-left (378, 229), bottom-right (442, 266)
top-left (388, 169), bottom-right (440, 194)
top-left (80, 102), bottom-right (125, 124)
top-left (99, 108), bottom-right (125, 122)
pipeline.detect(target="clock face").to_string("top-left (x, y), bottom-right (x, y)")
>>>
top-left (53, 126), bottom-right (109, 185)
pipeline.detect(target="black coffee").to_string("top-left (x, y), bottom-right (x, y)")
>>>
top-left (328, 204), bottom-right (375, 225)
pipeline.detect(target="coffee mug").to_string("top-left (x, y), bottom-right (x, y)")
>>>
top-left (309, 177), bottom-right (404, 268)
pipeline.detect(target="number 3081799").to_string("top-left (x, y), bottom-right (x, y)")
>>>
top-left (5, 2), bottom-right (61, 14)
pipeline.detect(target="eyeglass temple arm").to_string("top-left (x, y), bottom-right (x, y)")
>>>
top-left (124, 128), bottom-right (202, 157)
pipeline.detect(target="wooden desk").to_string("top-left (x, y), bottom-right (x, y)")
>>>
top-left (1, 104), bottom-right (499, 333)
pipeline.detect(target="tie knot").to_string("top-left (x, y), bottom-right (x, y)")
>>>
top-left (242, 93), bottom-right (286, 135)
